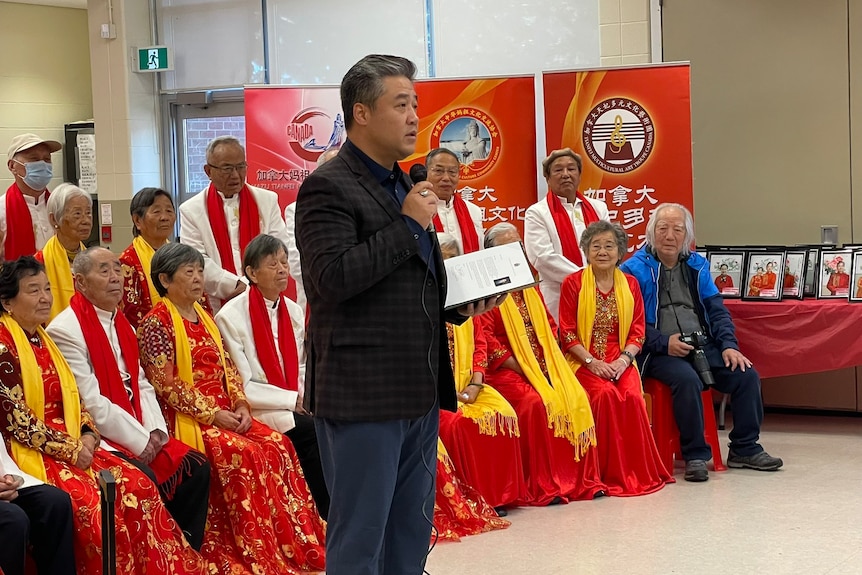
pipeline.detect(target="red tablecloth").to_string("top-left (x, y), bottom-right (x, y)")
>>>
top-left (723, 299), bottom-right (862, 379)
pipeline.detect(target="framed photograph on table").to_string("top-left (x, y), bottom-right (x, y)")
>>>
top-left (708, 251), bottom-right (744, 298)
top-left (817, 249), bottom-right (853, 299)
top-left (802, 247), bottom-right (821, 297)
top-left (742, 251), bottom-right (785, 301)
top-left (782, 250), bottom-right (807, 300)
top-left (850, 251), bottom-right (862, 302)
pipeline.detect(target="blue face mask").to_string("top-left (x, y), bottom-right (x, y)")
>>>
top-left (16, 160), bottom-right (53, 191)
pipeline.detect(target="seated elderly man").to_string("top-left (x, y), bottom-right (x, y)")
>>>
top-left (0, 440), bottom-right (75, 575)
top-left (620, 203), bottom-right (783, 482)
top-left (425, 148), bottom-right (485, 254)
top-left (47, 246), bottom-right (211, 549)
top-left (215, 234), bottom-right (329, 519)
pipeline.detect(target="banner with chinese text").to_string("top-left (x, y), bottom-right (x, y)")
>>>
top-left (245, 86), bottom-right (342, 212)
top-left (543, 64), bottom-right (693, 255)
top-left (402, 76), bottom-right (537, 236)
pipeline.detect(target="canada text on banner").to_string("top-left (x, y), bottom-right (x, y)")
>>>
top-left (402, 76), bottom-right (538, 237)
top-left (245, 86), bottom-right (343, 212)
top-left (542, 64), bottom-right (693, 256)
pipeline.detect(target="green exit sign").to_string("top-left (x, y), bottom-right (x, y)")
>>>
top-left (134, 46), bottom-right (172, 73)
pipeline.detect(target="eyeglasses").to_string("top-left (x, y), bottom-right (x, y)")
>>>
top-left (207, 162), bottom-right (248, 175)
top-left (429, 167), bottom-right (460, 178)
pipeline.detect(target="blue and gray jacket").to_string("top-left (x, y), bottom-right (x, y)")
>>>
top-left (620, 247), bottom-right (739, 371)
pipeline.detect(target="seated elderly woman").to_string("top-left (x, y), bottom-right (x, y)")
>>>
top-left (558, 221), bottom-right (672, 496)
top-left (35, 183), bottom-right (93, 320)
top-left (119, 187), bottom-right (213, 329)
top-left (435, 233), bottom-right (526, 512)
top-left (215, 233), bottom-right (329, 519)
top-left (479, 223), bottom-right (605, 504)
top-left (137, 242), bottom-right (325, 575)
top-left (0, 256), bottom-right (207, 575)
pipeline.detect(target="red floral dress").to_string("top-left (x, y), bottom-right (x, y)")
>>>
top-left (0, 325), bottom-right (208, 575)
top-left (138, 303), bottom-right (326, 575)
top-left (433, 440), bottom-right (510, 542)
top-left (558, 271), bottom-right (673, 497)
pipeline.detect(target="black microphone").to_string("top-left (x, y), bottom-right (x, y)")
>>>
top-left (409, 163), bottom-right (427, 183)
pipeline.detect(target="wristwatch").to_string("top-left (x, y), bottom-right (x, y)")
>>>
top-left (621, 351), bottom-right (636, 363)
top-left (584, 356), bottom-right (594, 365)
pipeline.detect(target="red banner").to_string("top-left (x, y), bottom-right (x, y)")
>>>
top-left (543, 64), bottom-right (693, 255)
top-left (403, 76), bottom-right (537, 236)
top-left (245, 78), bottom-right (538, 231)
top-left (245, 86), bottom-right (342, 211)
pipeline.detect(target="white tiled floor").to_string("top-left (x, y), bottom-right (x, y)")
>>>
top-left (425, 413), bottom-right (862, 575)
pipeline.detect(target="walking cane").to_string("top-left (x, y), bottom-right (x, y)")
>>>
top-left (98, 469), bottom-right (117, 575)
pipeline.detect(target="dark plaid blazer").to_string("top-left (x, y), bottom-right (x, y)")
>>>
top-left (295, 143), bottom-right (461, 421)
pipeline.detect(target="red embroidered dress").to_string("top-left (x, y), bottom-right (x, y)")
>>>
top-left (138, 303), bottom-right (326, 575)
top-left (558, 272), bottom-right (672, 497)
top-left (433, 440), bottom-right (510, 542)
top-left (0, 325), bottom-right (208, 575)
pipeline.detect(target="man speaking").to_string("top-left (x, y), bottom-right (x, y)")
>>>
top-left (295, 54), bottom-right (500, 575)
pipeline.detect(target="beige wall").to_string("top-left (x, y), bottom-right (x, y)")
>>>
top-left (663, 0), bottom-right (854, 245)
top-left (0, 2), bottom-right (93, 192)
top-left (599, 0), bottom-right (651, 65)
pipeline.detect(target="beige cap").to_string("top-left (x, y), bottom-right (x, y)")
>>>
top-left (7, 133), bottom-right (62, 161)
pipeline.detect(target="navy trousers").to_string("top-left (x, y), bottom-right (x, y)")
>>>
top-left (644, 344), bottom-right (764, 461)
top-left (315, 403), bottom-right (439, 575)
top-left (0, 484), bottom-right (76, 575)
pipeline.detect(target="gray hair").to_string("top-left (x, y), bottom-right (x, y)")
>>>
top-left (341, 55), bottom-right (417, 131)
top-left (71, 246), bottom-right (112, 277)
top-left (243, 234), bottom-right (288, 282)
top-left (542, 148), bottom-right (582, 178)
top-left (580, 221), bottom-right (628, 264)
top-left (645, 203), bottom-right (696, 256)
top-left (150, 243), bottom-right (204, 298)
top-left (206, 136), bottom-right (244, 162)
top-left (484, 222), bottom-right (519, 249)
top-left (425, 148), bottom-right (460, 167)
top-left (436, 233), bottom-right (460, 257)
top-left (48, 183), bottom-right (90, 226)
top-left (316, 147), bottom-right (341, 169)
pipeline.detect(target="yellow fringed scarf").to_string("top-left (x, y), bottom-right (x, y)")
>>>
top-left (164, 298), bottom-right (228, 452)
top-left (568, 266), bottom-right (635, 372)
top-left (2, 316), bottom-right (82, 482)
top-left (452, 318), bottom-right (519, 437)
top-left (499, 287), bottom-right (596, 460)
top-left (42, 235), bottom-right (84, 320)
top-left (132, 236), bottom-right (163, 308)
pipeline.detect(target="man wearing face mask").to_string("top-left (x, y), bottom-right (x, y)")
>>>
top-left (3, 134), bottom-right (61, 261)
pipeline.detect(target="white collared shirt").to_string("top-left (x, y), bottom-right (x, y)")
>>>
top-left (0, 437), bottom-right (42, 489)
top-left (435, 196), bottom-right (485, 253)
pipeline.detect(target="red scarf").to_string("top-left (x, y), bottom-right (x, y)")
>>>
top-left (248, 284), bottom-right (299, 391)
top-left (432, 194), bottom-right (481, 253)
top-left (70, 292), bottom-right (189, 486)
top-left (4, 182), bottom-right (45, 259)
top-left (205, 182), bottom-right (261, 274)
top-left (546, 191), bottom-right (600, 267)
top-left (70, 293), bottom-right (144, 421)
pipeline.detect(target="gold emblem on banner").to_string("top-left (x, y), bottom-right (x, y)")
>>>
top-left (582, 98), bottom-right (654, 174)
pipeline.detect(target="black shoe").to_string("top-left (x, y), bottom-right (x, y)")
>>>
top-left (727, 450), bottom-right (783, 471)
top-left (493, 506), bottom-right (508, 517)
top-left (684, 459), bottom-right (709, 482)
top-left (548, 496), bottom-right (564, 506)
top-left (592, 490), bottom-right (607, 499)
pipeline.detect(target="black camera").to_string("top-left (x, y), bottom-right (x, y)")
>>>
top-left (679, 331), bottom-right (716, 388)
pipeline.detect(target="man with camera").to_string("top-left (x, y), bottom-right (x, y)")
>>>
top-left (621, 203), bottom-right (783, 482)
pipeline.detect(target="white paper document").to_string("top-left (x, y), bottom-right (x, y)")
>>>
top-left (443, 242), bottom-right (538, 310)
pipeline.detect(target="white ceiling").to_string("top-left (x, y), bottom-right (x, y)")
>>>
top-left (8, 0), bottom-right (87, 8)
